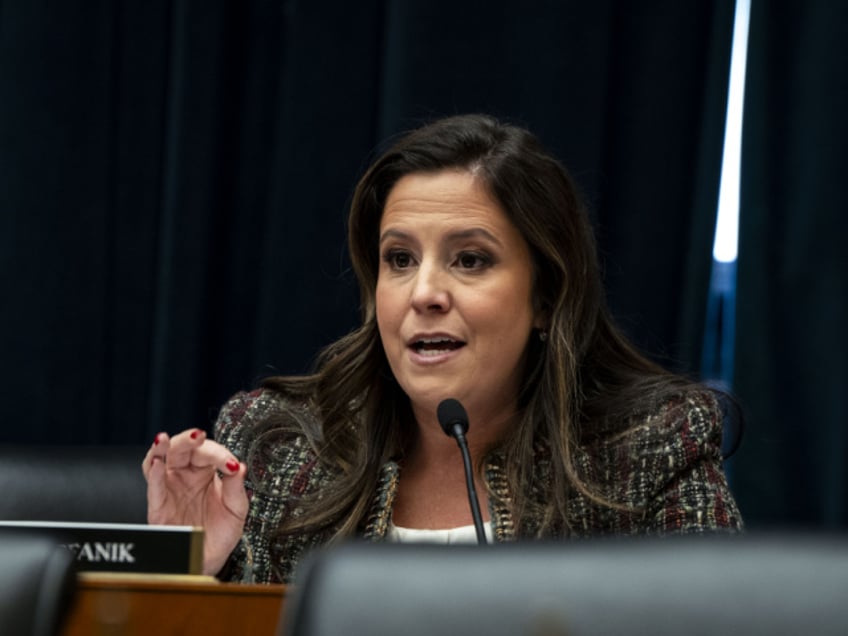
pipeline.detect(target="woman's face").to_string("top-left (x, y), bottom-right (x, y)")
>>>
top-left (376, 169), bottom-right (542, 427)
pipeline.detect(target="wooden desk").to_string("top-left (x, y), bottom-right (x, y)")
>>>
top-left (63, 573), bottom-right (288, 636)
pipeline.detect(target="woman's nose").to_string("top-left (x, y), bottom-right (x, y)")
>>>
top-left (410, 262), bottom-right (451, 313)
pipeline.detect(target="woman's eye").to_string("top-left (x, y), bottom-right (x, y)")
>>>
top-left (456, 252), bottom-right (490, 269)
top-left (384, 250), bottom-right (414, 269)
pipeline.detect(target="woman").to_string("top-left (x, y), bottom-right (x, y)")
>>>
top-left (143, 114), bottom-right (742, 584)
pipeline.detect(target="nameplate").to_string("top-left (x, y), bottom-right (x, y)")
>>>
top-left (0, 521), bottom-right (203, 574)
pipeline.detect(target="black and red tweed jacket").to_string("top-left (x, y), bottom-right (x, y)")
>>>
top-left (214, 388), bottom-right (743, 584)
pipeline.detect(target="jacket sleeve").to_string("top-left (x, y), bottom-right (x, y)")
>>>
top-left (212, 389), bottom-right (284, 584)
top-left (639, 391), bottom-right (743, 533)
top-left (212, 388), bottom-right (334, 584)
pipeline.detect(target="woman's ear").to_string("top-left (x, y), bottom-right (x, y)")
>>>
top-left (532, 305), bottom-right (549, 332)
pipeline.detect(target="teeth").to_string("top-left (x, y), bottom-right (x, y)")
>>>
top-left (419, 348), bottom-right (452, 357)
top-left (412, 337), bottom-right (463, 356)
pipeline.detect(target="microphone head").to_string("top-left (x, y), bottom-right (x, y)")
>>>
top-left (437, 398), bottom-right (469, 437)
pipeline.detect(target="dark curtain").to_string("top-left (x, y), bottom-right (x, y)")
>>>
top-left (0, 0), bottom-right (732, 464)
top-left (733, 0), bottom-right (848, 528)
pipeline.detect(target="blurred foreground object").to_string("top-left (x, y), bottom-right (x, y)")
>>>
top-left (284, 535), bottom-right (848, 636)
top-left (0, 531), bottom-right (76, 636)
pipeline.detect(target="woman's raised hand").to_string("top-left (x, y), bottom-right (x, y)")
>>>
top-left (142, 429), bottom-right (249, 576)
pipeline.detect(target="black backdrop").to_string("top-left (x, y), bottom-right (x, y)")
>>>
top-left (0, 1), bottom-right (844, 529)
top-left (732, 0), bottom-right (848, 529)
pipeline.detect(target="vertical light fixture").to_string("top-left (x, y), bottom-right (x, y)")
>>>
top-left (702, 0), bottom-right (751, 460)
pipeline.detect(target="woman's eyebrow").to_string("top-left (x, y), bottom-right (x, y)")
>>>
top-left (378, 227), bottom-right (504, 247)
top-left (378, 228), bottom-right (412, 245)
top-left (445, 228), bottom-right (504, 248)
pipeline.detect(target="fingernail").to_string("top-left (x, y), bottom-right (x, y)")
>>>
top-left (225, 460), bottom-right (240, 473)
top-left (190, 429), bottom-right (201, 440)
top-left (153, 433), bottom-right (162, 445)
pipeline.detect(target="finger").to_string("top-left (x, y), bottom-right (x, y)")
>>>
top-left (142, 432), bottom-right (170, 481)
top-left (172, 436), bottom-right (240, 473)
top-left (146, 454), bottom-right (169, 522)
top-left (165, 428), bottom-right (207, 470)
top-left (220, 461), bottom-right (248, 520)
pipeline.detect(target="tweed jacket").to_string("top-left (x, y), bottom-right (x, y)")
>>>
top-left (214, 388), bottom-right (743, 584)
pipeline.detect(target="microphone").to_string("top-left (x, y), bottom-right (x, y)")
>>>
top-left (437, 398), bottom-right (488, 545)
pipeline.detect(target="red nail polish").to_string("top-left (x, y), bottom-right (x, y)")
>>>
top-left (226, 460), bottom-right (240, 473)
top-left (153, 433), bottom-right (162, 445)
top-left (190, 430), bottom-right (200, 440)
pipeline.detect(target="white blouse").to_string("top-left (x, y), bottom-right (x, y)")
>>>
top-left (386, 521), bottom-right (494, 544)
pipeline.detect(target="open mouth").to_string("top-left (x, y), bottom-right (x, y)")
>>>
top-left (410, 337), bottom-right (466, 356)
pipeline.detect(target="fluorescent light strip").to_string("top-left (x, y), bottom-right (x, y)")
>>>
top-left (713, 0), bottom-right (751, 263)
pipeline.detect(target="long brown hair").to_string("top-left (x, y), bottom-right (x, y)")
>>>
top-left (258, 114), bottom-right (691, 540)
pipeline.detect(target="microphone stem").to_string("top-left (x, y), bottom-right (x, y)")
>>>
top-left (453, 427), bottom-right (488, 545)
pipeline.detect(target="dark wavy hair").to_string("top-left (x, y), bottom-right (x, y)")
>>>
top-left (259, 114), bottom-right (693, 542)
